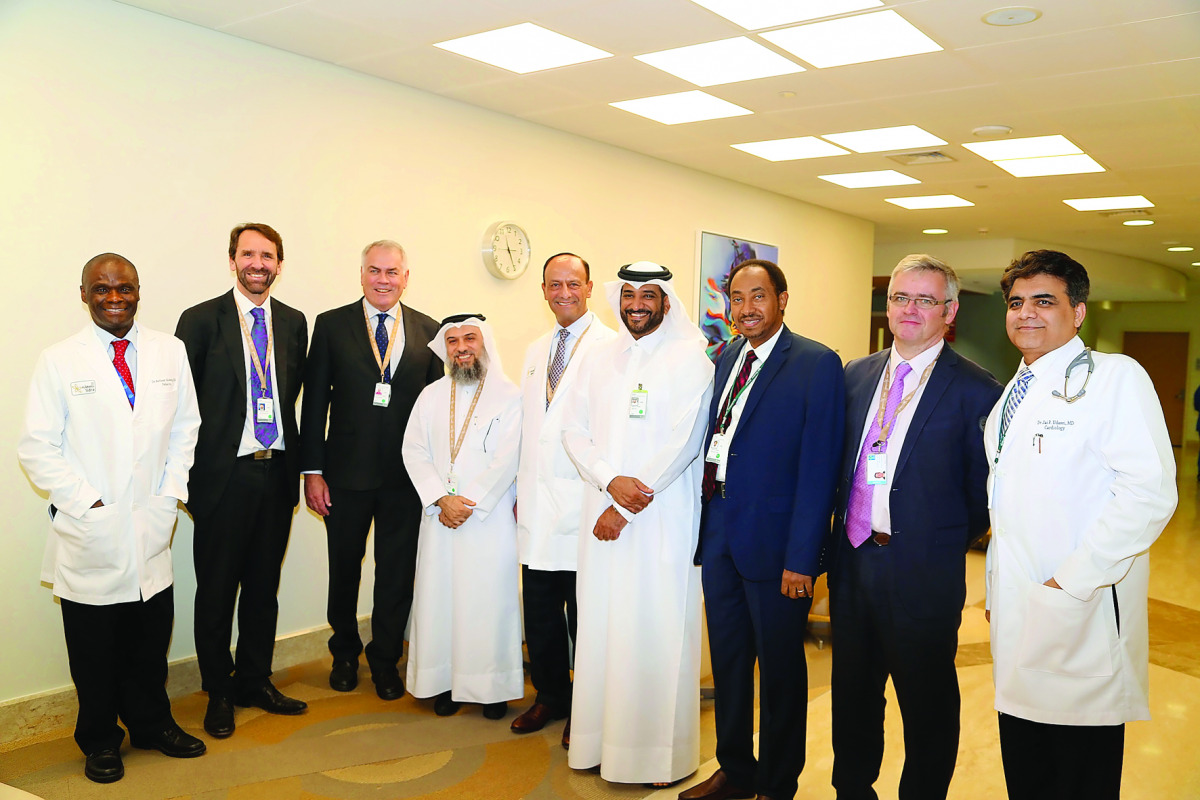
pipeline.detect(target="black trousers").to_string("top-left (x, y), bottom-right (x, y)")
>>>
top-left (999, 713), bottom-right (1124, 800)
top-left (192, 455), bottom-right (294, 699)
top-left (701, 499), bottom-right (811, 800)
top-left (60, 586), bottom-right (174, 755)
top-left (324, 481), bottom-right (422, 675)
top-left (829, 538), bottom-right (962, 800)
top-left (520, 565), bottom-right (577, 714)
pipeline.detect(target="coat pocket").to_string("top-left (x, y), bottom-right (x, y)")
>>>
top-left (139, 495), bottom-right (180, 561)
top-left (1015, 581), bottom-right (1114, 678)
top-left (52, 503), bottom-right (122, 572)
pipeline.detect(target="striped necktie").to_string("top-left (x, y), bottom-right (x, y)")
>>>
top-left (999, 367), bottom-right (1034, 447)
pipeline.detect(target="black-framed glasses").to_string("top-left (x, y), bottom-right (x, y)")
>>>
top-left (887, 294), bottom-right (951, 309)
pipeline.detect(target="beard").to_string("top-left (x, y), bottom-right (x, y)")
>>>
top-left (449, 349), bottom-right (489, 384)
top-left (621, 305), bottom-right (665, 336)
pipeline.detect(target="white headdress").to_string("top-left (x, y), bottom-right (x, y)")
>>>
top-left (427, 313), bottom-right (506, 378)
top-left (605, 261), bottom-right (706, 346)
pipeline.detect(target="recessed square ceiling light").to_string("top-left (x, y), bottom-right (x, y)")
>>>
top-left (923, 228), bottom-right (949, 234)
top-left (1123, 220), bottom-right (1155, 226)
top-left (434, 23), bottom-right (611, 74)
top-left (732, 136), bottom-right (849, 161)
top-left (992, 154), bottom-right (1105, 177)
top-left (687, 0), bottom-right (884, 30)
top-left (636, 37), bottom-right (805, 86)
top-left (821, 125), bottom-right (947, 153)
top-left (610, 91), bottom-right (753, 125)
top-left (761, 10), bottom-right (942, 69)
top-left (1168, 246), bottom-right (1194, 252)
top-left (1062, 195), bottom-right (1154, 212)
top-left (818, 170), bottom-right (920, 188)
top-left (885, 195), bottom-right (975, 209)
top-left (962, 135), bottom-right (1082, 161)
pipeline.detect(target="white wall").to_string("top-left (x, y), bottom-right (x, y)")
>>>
top-left (0, 0), bottom-right (874, 703)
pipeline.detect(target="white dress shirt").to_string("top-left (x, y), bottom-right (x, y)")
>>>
top-left (855, 338), bottom-right (944, 534)
top-left (232, 288), bottom-right (285, 455)
top-left (94, 322), bottom-right (138, 384)
top-left (364, 298), bottom-right (406, 378)
top-left (713, 325), bottom-right (783, 481)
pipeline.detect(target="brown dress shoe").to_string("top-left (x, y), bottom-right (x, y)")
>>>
top-left (678, 769), bottom-right (755, 800)
top-left (510, 702), bottom-right (567, 733)
top-left (561, 716), bottom-right (571, 750)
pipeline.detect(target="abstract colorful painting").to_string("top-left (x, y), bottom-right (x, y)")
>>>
top-left (696, 232), bottom-right (779, 361)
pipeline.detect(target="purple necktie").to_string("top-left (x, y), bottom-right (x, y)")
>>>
top-left (846, 361), bottom-right (912, 547)
top-left (702, 350), bottom-right (757, 502)
top-left (251, 307), bottom-right (277, 448)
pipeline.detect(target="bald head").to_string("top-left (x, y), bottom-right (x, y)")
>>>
top-left (80, 253), bottom-right (140, 337)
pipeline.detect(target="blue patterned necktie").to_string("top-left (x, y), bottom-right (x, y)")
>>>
top-left (251, 307), bottom-right (277, 447)
top-left (546, 328), bottom-right (569, 409)
top-left (999, 367), bottom-right (1034, 448)
top-left (376, 313), bottom-right (392, 383)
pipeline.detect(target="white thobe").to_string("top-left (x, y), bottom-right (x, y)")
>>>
top-left (516, 311), bottom-right (617, 570)
top-left (561, 325), bottom-right (715, 783)
top-left (985, 336), bottom-right (1177, 725)
top-left (401, 374), bottom-right (524, 704)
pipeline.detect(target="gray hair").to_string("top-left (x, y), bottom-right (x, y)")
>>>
top-left (360, 239), bottom-right (407, 268)
top-left (889, 253), bottom-right (960, 303)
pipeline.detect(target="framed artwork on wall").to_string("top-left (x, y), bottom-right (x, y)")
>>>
top-left (695, 231), bottom-right (779, 362)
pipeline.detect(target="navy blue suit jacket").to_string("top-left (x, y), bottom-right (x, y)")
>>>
top-left (828, 345), bottom-right (1001, 617)
top-left (697, 325), bottom-right (846, 580)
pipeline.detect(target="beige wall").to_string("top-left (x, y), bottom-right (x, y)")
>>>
top-left (0, 0), bottom-right (874, 704)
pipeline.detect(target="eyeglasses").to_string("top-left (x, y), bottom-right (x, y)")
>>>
top-left (887, 294), bottom-right (951, 309)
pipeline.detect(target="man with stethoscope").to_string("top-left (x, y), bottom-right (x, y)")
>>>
top-left (984, 249), bottom-right (1177, 800)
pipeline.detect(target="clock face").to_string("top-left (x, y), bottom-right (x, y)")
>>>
top-left (483, 221), bottom-right (531, 280)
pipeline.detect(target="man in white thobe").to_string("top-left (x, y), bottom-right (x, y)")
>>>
top-left (401, 314), bottom-right (523, 719)
top-left (562, 261), bottom-right (715, 785)
top-left (512, 253), bottom-right (616, 744)
top-left (985, 250), bottom-right (1177, 799)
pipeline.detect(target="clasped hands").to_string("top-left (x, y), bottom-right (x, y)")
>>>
top-left (436, 494), bottom-right (476, 529)
top-left (594, 476), bottom-right (653, 541)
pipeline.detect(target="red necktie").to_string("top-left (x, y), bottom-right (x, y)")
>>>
top-left (702, 350), bottom-right (757, 502)
top-left (112, 339), bottom-right (135, 407)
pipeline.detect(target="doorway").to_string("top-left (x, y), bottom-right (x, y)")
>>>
top-left (1122, 331), bottom-right (1189, 447)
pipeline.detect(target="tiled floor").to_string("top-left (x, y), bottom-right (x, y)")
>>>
top-left (2, 448), bottom-right (1198, 799)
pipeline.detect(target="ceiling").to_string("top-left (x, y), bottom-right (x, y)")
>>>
top-left (117, 0), bottom-right (1200, 279)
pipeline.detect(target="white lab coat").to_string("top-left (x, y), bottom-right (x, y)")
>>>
top-left (18, 324), bottom-right (200, 606)
top-left (402, 374), bottom-right (524, 703)
top-left (516, 312), bottom-right (616, 570)
top-left (561, 325), bottom-right (714, 783)
top-left (984, 336), bottom-right (1177, 725)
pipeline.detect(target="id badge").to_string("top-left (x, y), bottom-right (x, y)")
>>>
top-left (445, 471), bottom-right (458, 496)
top-left (866, 451), bottom-right (887, 485)
top-left (629, 386), bottom-right (648, 418)
top-left (373, 382), bottom-right (392, 407)
top-left (706, 432), bottom-right (730, 464)
top-left (255, 397), bottom-right (275, 423)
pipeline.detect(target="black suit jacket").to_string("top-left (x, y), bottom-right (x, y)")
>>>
top-left (299, 299), bottom-right (441, 490)
top-left (828, 344), bottom-right (1002, 617)
top-left (175, 290), bottom-right (308, 515)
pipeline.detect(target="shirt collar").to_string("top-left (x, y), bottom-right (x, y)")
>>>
top-left (890, 337), bottom-right (943, 378)
top-left (364, 297), bottom-right (402, 321)
top-left (555, 310), bottom-right (594, 339)
top-left (232, 286), bottom-right (269, 318)
top-left (93, 321), bottom-right (139, 350)
top-left (744, 324), bottom-right (784, 363)
top-left (1021, 335), bottom-right (1084, 382)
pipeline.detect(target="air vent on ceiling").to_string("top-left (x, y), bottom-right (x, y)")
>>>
top-left (887, 151), bottom-right (956, 166)
top-left (1099, 209), bottom-right (1152, 218)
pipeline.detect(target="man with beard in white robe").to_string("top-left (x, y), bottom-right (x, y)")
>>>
top-left (401, 314), bottom-right (523, 719)
top-left (562, 262), bottom-right (715, 786)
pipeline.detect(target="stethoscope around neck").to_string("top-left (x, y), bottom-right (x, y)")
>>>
top-left (1051, 347), bottom-right (1094, 404)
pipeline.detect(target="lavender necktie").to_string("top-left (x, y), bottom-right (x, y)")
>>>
top-left (251, 307), bottom-right (277, 448)
top-left (846, 361), bottom-right (912, 547)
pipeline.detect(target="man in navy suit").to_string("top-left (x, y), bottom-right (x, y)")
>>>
top-left (682, 260), bottom-right (845, 800)
top-left (828, 254), bottom-right (1001, 800)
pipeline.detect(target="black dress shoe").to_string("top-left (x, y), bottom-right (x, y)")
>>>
top-left (677, 769), bottom-right (755, 800)
top-left (130, 721), bottom-right (207, 758)
top-left (204, 695), bottom-right (235, 738)
top-left (372, 670), bottom-right (406, 701)
top-left (84, 748), bottom-right (124, 783)
top-left (482, 701), bottom-right (508, 720)
top-left (330, 659), bottom-right (358, 692)
top-left (433, 691), bottom-right (461, 717)
top-left (235, 683), bottom-right (307, 715)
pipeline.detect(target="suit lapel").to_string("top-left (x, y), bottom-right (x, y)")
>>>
top-left (218, 291), bottom-right (248, 405)
top-left (892, 346), bottom-right (956, 481)
top-left (737, 328), bottom-right (790, 425)
top-left (360, 298), bottom-right (384, 370)
top-left (710, 337), bottom-right (743, 427)
top-left (845, 351), bottom-right (888, 480)
top-left (269, 296), bottom-right (288, 394)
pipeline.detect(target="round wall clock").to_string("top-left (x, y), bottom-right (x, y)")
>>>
top-left (481, 220), bottom-right (531, 280)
